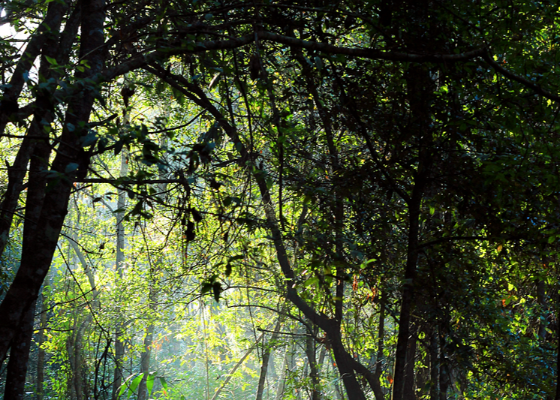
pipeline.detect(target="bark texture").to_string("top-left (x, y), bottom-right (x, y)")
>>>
top-left (0, 0), bottom-right (106, 372)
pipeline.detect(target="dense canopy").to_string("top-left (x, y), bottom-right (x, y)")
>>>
top-left (1, 0), bottom-right (560, 399)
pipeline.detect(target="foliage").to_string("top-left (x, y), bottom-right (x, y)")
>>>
top-left (1, 0), bottom-right (560, 400)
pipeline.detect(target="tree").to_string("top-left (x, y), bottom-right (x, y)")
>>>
top-left (2, 0), bottom-right (560, 399)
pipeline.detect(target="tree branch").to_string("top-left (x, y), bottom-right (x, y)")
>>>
top-left (482, 52), bottom-right (560, 103)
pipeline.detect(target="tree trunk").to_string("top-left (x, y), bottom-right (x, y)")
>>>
top-left (36, 295), bottom-right (47, 400)
top-left (391, 64), bottom-right (432, 400)
top-left (69, 317), bottom-right (91, 400)
top-left (136, 325), bottom-right (154, 400)
top-left (391, 182), bottom-right (423, 400)
top-left (0, 0), bottom-right (66, 135)
top-left (326, 326), bottom-right (366, 400)
top-left (255, 310), bottom-right (285, 400)
top-left (137, 287), bottom-right (156, 400)
top-left (274, 341), bottom-right (293, 400)
top-left (3, 24), bottom-right (59, 392)
top-left (317, 345), bottom-right (326, 375)
top-left (439, 332), bottom-right (449, 400)
top-left (0, 0), bottom-right (106, 368)
top-left (403, 326), bottom-right (417, 400)
top-left (329, 351), bottom-right (344, 400)
top-left (305, 330), bottom-right (321, 400)
top-left (66, 318), bottom-right (79, 400)
top-left (3, 300), bottom-right (37, 399)
top-left (372, 291), bottom-right (386, 400)
top-left (112, 103), bottom-right (130, 400)
top-left (555, 286), bottom-right (560, 400)
top-left (429, 331), bottom-right (439, 400)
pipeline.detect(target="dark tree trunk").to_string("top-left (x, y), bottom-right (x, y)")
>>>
top-left (391, 185), bottom-right (422, 400)
top-left (429, 330), bottom-right (439, 400)
top-left (4, 33), bottom-right (55, 393)
top-left (0, 0), bottom-right (106, 373)
top-left (36, 295), bottom-right (47, 400)
top-left (327, 326), bottom-right (366, 400)
top-left (3, 300), bottom-right (37, 399)
top-left (329, 351), bottom-right (344, 400)
top-left (0, 0), bottom-right (79, 255)
top-left (555, 288), bottom-right (560, 400)
top-left (439, 333), bottom-right (449, 400)
top-left (403, 326), bottom-right (417, 400)
top-left (391, 63), bottom-right (433, 400)
top-left (0, 0), bottom-right (65, 135)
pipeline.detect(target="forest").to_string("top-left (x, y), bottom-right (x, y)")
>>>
top-left (1, 0), bottom-right (560, 399)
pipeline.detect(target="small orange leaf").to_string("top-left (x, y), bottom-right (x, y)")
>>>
top-left (388, 375), bottom-right (394, 385)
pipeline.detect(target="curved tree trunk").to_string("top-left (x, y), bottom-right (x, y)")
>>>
top-left (3, 4), bottom-right (64, 389)
top-left (142, 67), bottom-right (371, 400)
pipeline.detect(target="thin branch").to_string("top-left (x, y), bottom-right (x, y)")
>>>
top-left (417, 235), bottom-right (488, 249)
top-left (77, 178), bottom-right (184, 184)
top-left (482, 52), bottom-right (560, 103)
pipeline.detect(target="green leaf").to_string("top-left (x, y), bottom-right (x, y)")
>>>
top-left (159, 376), bottom-right (168, 390)
top-left (146, 374), bottom-right (155, 395)
top-left (80, 132), bottom-right (97, 147)
top-left (65, 163), bottom-right (79, 173)
top-left (45, 55), bottom-right (57, 65)
top-left (314, 56), bottom-right (323, 70)
top-left (128, 373), bottom-right (144, 396)
top-left (201, 282), bottom-right (213, 295)
top-left (118, 382), bottom-right (128, 397)
top-left (118, 373), bottom-right (143, 397)
top-left (303, 277), bottom-right (319, 287)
